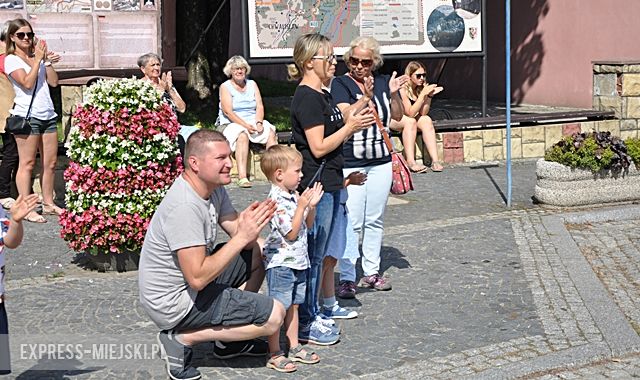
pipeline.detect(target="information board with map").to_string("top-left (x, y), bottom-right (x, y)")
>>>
top-left (0, 0), bottom-right (161, 70)
top-left (245, 0), bottom-right (483, 60)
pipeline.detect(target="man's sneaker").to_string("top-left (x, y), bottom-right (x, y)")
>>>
top-left (156, 330), bottom-right (201, 380)
top-left (337, 280), bottom-right (357, 299)
top-left (315, 315), bottom-right (340, 335)
top-left (359, 274), bottom-right (392, 291)
top-left (298, 321), bottom-right (340, 346)
top-left (213, 339), bottom-right (268, 359)
top-left (321, 303), bottom-right (358, 319)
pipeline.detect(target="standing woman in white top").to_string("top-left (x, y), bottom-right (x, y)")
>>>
top-left (4, 19), bottom-right (62, 223)
top-left (218, 55), bottom-right (277, 188)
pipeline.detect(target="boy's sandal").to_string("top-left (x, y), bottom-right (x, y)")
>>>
top-left (42, 203), bottom-right (65, 216)
top-left (24, 211), bottom-right (47, 224)
top-left (431, 162), bottom-right (444, 172)
top-left (266, 351), bottom-right (297, 373)
top-left (0, 197), bottom-right (15, 210)
top-left (236, 178), bottom-right (253, 188)
top-left (288, 344), bottom-right (320, 364)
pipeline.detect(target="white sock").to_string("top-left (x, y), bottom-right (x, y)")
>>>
top-left (323, 296), bottom-right (337, 309)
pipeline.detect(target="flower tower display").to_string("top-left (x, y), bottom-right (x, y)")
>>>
top-left (60, 78), bottom-right (183, 262)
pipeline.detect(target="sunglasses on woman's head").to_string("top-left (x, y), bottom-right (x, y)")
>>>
top-left (14, 32), bottom-right (35, 40)
top-left (414, 73), bottom-right (426, 79)
top-left (348, 57), bottom-right (373, 68)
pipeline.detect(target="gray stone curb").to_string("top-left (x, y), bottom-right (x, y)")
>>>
top-left (542, 213), bottom-right (640, 356)
top-left (561, 204), bottom-right (640, 224)
top-left (469, 342), bottom-right (610, 380)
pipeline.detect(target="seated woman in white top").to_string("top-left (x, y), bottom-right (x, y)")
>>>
top-left (218, 55), bottom-right (277, 188)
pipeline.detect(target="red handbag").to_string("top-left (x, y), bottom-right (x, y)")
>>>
top-left (372, 109), bottom-right (414, 195)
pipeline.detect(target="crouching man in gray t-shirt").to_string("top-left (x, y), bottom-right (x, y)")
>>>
top-left (138, 130), bottom-right (284, 380)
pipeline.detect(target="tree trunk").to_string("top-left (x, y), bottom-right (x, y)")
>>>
top-left (176, 0), bottom-right (230, 110)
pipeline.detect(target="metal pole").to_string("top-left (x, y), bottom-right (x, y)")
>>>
top-left (482, 0), bottom-right (487, 118)
top-left (506, 0), bottom-right (512, 207)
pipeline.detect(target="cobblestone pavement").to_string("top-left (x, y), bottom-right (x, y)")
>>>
top-left (568, 219), bottom-right (640, 336)
top-left (3, 160), bottom-right (640, 379)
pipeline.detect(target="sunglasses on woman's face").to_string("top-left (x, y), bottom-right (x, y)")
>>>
top-left (348, 57), bottom-right (373, 68)
top-left (14, 32), bottom-right (35, 40)
top-left (312, 54), bottom-right (336, 63)
top-left (414, 73), bottom-right (426, 79)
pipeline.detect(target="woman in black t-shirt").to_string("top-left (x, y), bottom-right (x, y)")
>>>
top-left (287, 33), bottom-right (373, 346)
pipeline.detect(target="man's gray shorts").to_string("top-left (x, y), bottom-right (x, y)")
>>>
top-left (173, 243), bottom-right (273, 331)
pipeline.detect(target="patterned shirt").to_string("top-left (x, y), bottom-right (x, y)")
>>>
top-left (0, 208), bottom-right (10, 299)
top-left (262, 185), bottom-right (310, 270)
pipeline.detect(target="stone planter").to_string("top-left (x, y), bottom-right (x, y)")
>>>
top-left (534, 159), bottom-right (640, 206)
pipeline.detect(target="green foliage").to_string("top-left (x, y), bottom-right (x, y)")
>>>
top-left (176, 78), bottom-right (295, 132)
top-left (544, 131), bottom-right (631, 173)
top-left (626, 138), bottom-right (640, 167)
top-left (254, 77), bottom-right (297, 97)
top-left (264, 106), bottom-right (291, 132)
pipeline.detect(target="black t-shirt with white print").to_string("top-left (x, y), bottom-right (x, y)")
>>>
top-left (290, 85), bottom-right (345, 193)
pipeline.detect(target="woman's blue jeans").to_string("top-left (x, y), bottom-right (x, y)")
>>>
top-left (299, 190), bottom-right (341, 328)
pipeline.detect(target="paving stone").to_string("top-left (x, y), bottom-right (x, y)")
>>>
top-left (3, 161), bottom-right (640, 379)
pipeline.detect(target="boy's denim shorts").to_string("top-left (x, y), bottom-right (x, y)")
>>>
top-left (266, 266), bottom-right (307, 310)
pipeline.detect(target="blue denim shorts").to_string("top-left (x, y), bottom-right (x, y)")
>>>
top-left (10, 116), bottom-right (57, 136)
top-left (266, 266), bottom-right (307, 310)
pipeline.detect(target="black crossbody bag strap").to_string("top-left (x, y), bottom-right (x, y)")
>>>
top-left (23, 70), bottom-right (39, 120)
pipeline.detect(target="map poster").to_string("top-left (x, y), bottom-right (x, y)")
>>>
top-left (246, 0), bottom-right (483, 60)
top-left (26, 0), bottom-right (92, 13)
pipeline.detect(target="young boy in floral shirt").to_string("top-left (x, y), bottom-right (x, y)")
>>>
top-left (0, 194), bottom-right (39, 374)
top-left (260, 145), bottom-right (324, 373)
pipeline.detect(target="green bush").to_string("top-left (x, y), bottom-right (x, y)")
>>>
top-left (255, 77), bottom-right (297, 97)
top-left (264, 106), bottom-right (291, 132)
top-left (626, 138), bottom-right (640, 167)
top-left (544, 131), bottom-right (631, 173)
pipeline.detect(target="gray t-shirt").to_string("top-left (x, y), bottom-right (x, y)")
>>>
top-left (138, 175), bottom-right (236, 330)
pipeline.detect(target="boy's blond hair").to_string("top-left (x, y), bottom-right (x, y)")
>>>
top-left (260, 145), bottom-right (302, 182)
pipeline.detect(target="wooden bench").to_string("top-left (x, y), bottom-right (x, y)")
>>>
top-left (279, 109), bottom-right (615, 143)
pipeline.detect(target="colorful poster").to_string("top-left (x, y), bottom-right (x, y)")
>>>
top-left (0, 1), bottom-right (23, 10)
top-left (247, 0), bottom-right (483, 59)
top-left (112, 0), bottom-right (139, 11)
top-left (93, 0), bottom-right (112, 11)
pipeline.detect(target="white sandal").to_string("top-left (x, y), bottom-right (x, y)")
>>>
top-left (0, 197), bottom-right (15, 210)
